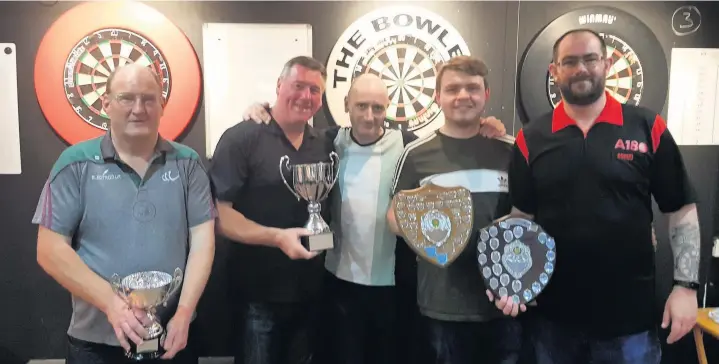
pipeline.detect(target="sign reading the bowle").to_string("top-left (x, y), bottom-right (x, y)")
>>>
top-left (326, 6), bottom-right (470, 138)
top-left (392, 183), bottom-right (473, 267)
top-left (477, 217), bottom-right (556, 305)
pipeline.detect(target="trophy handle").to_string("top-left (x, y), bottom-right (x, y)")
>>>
top-left (110, 273), bottom-right (128, 300)
top-left (321, 151), bottom-right (340, 201)
top-left (161, 268), bottom-right (184, 307)
top-left (279, 155), bottom-right (301, 201)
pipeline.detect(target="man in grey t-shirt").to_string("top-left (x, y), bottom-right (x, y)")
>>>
top-left (32, 64), bottom-right (216, 364)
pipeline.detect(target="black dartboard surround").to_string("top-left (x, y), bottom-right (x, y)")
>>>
top-left (517, 6), bottom-right (669, 124)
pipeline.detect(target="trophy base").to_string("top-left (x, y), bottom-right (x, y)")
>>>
top-left (126, 334), bottom-right (166, 361)
top-left (301, 232), bottom-right (334, 251)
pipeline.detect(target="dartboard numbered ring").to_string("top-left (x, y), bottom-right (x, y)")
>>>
top-left (353, 35), bottom-right (441, 130)
top-left (478, 218), bottom-right (556, 305)
top-left (517, 6), bottom-right (668, 124)
top-left (34, 1), bottom-right (201, 145)
top-left (325, 6), bottom-right (471, 138)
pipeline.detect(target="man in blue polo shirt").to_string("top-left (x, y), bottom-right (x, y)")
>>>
top-left (33, 64), bottom-right (216, 364)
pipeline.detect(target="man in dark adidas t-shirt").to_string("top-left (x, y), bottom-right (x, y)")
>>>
top-left (387, 56), bottom-right (522, 364)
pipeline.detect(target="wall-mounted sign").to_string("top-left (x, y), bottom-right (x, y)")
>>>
top-left (517, 6), bottom-right (669, 124)
top-left (326, 6), bottom-right (470, 137)
top-left (34, 1), bottom-right (201, 145)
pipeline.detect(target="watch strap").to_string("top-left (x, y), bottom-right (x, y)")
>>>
top-left (673, 280), bottom-right (701, 290)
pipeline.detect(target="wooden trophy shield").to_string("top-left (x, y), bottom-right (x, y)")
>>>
top-left (392, 183), bottom-right (474, 267)
top-left (477, 217), bottom-right (556, 305)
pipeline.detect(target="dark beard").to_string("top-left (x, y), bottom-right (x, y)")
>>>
top-left (559, 77), bottom-right (605, 106)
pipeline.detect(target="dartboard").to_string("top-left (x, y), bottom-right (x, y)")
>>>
top-left (517, 6), bottom-right (668, 124)
top-left (34, 1), bottom-right (201, 145)
top-left (547, 33), bottom-right (643, 108)
top-left (354, 35), bottom-right (440, 131)
top-left (325, 6), bottom-right (470, 138)
top-left (64, 29), bottom-right (171, 130)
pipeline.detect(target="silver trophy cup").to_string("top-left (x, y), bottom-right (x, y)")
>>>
top-left (279, 152), bottom-right (340, 251)
top-left (110, 268), bottom-right (183, 361)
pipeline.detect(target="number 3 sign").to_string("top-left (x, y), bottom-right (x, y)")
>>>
top-left (672, 5), bottom-right (701, 36)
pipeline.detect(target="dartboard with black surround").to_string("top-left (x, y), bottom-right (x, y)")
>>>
top-left (64, 28), bottom-right (171, 130)
top-left (518, 6), bottom-right (669, 124)
top-left (354, 35), bottom-right (440, 131)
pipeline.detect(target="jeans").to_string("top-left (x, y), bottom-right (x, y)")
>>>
top-left (234, 301), bottom-right (323, 364)
top-left (325, 273), bottom-right (397, 364)
top-left (529, 315), bottom-right (662, 364)
top-left (66, 334), bottom-right (198, 364)
top-left (426, 316), bottom-right (523, 364)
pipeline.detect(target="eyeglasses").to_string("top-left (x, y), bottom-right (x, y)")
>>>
top-left (556, 55), bottom-right (603, 70)
top-left (111, 92), bottom-right (161, 108)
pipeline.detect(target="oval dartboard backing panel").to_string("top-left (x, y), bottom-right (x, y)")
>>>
top-left (34, 1), bottom-right (202, 145)
top-left (517, 6), bottom-right (669, 124)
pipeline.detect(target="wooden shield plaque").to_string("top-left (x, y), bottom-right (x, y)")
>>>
top-left (392, 183), bottom-right (473, 267)
top-left (477, 217), bottom-right (556, 305)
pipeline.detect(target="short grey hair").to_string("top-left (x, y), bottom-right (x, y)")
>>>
top-left (279, 56), bottom-right (327, 81)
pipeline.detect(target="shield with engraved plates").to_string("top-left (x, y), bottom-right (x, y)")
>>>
top-left (392, 183), bottom-right (474, 268)
top-left (477, 217), bottom-right (556, 305)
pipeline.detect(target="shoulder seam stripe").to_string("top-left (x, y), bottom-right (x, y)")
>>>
top-left (390, 132), bottom-right (436, 194)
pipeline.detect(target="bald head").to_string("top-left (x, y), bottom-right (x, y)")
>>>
top-left (344, 73), bottom-right (389, 141)
top-left (106, 63), bottom-right (162, 96)
top-left (347, 73), bottom-right (388, 102)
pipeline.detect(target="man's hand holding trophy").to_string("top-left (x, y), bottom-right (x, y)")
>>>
top-left (109, 268), bottom-right (184, 361)
top-left (278, 151), bottom-right (340, 257)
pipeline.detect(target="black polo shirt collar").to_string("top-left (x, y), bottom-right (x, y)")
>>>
top-left (551, 91), bottom-right (624, 133)
top-left (267, 116), bottom-right (317, 140)
top-left (100, 131), bottom-right (174, 161)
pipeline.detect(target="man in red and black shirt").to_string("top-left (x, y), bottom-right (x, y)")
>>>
top-left (491, 29), bottom-right (701, 364)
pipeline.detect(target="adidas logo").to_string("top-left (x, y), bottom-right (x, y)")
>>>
top-left (498, 176), bottom-right (508, 189)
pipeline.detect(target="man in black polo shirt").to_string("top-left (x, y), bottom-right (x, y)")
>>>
top-left (209, 56), bottom-right (334, 364)
top-left (492, 29), bottom-right (700, 364)
top-left (387, 55), bottom-right (521, 364)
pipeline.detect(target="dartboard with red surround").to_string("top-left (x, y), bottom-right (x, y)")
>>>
top-left (34, 1), bottom-right (201, 145)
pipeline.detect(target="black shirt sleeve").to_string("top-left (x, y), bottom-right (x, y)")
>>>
top-left (209, 124), bottom-right (255, 203)
top-left (324, 125), bottom-right (341, 141)
top-left (391, 150), bottom-right (419, 197)
top-left (649, 114), bottom-right (697, 213)
top-left (401, 130), bottom-right (419, 146)
top-left (508, 129), bottom-right (537, 215)
top-left (323, 125), bottom-right (341, 156)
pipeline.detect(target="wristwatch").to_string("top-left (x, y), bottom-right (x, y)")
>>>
top-left (673, 280), bottom-right (701, 290)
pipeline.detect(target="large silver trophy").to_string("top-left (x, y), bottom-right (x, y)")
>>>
top-left (111, 268), bottom-right (183, 360)
top-left (279, 152), bottom-right (340, 251)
